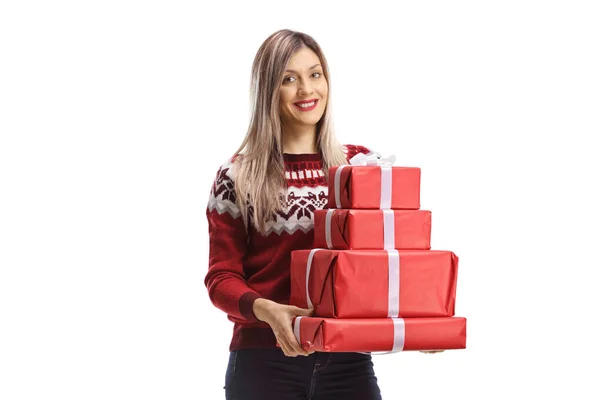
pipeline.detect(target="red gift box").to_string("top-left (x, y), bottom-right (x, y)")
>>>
top-left (290, 249), bottom-right (458, 318)
top-left (293, 316), bottom-right (467, 352)
top-left (313, 209), bottom-right (432, 250)
top-left (327, 165), bottom-right (421, 209)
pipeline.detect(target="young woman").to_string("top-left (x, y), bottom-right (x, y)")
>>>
top-left (205, 29), bottom-right (382, 399)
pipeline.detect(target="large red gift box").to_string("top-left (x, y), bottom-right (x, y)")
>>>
top-left (293, 316), bottom-right (467, 352)
top-left (290, 249), bottom-right (458, 318)
top-left (326, 165), bottom-right (421, 209)
top-left (313, 209), bottom-right (432, 250)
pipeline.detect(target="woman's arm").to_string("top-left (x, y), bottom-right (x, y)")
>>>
top-left (204, 160), bottom-right (262, 322)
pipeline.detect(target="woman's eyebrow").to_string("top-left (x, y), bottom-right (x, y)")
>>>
top-left (285, 64), bottom-right (321, 73)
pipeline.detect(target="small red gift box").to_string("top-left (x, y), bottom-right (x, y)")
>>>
top-left (313, 209), bottom-right (431, 250)
top-left (289, 249), bottom-right (458, 318)
top-left (293, 316), bottom-right (467, 352)
top-left (327, 165), bottom-right (421, 209)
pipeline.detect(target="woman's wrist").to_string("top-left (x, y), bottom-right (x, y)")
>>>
top-left (252, 298), bottom-right (274, 323)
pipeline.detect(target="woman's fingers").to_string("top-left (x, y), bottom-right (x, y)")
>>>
top-left (276, 328), bottom-right (298, 357)
top-left (277, 339), bottom-right (291, 357)
top-left (285, 307), bottom-right (311, 356)
top-left (268, 303), bottom-right (311, 357)
top-left (289, 306), bottom-right (314, 317)
top-left (280, 336), bottom-right (299, 357)
top-left (274, 323), bottom-right (306, 357)
top-left (279, 340), bottom-right (293, 357)
top-left (275, 332), bottom-right (294, 357)
top-left (283, 325), bottom-right (307, 356)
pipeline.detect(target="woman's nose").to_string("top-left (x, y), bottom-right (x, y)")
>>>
top-left (298, 81), bottom-right (314, 95)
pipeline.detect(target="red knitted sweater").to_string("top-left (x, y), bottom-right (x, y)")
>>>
top-left (205, 144), bottom-right (372, 350)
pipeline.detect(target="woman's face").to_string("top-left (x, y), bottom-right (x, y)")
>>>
top-left (279, 47), bottom-right (328, 129)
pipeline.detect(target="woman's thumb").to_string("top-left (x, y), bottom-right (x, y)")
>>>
top-left (291, 306), bottom-right (314, 316)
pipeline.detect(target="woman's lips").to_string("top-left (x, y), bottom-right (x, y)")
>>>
top-left (293, 99), bottom-right (318, 111)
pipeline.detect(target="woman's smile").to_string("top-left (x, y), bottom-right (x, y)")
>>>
top-left (293, 99), bottom-right (318, 111)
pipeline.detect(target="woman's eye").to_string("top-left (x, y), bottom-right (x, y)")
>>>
top-left (283, 72), bottom-right (321, 84)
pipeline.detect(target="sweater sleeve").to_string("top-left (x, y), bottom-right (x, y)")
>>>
top-left (204, 158), bottom-right (262, 322)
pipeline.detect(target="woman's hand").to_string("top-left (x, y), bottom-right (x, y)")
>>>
top-left (420, 350), bottom-right (445, 354)
top-left (252, 298), bottom-right (315, 357)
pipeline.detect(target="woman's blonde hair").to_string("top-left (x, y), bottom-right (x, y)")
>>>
top-left (233, 29), bottom-right (347, 235)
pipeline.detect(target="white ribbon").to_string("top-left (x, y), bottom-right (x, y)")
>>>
top-left (334, 166), bottom-right (345, 208)
top-left (349, 152), bottom-right (396, 167)
top-left (380, 167), bottom-right (392, 209)
top-left (383, 210), bottom-right (395, 249)
top-left (294, 316), bottom-right (303, 343)
top-left (325, 209), bottom-right (335, 249)
top-left (391, 318), bottom-right (406, 352)
top-left (387, 249), bottom-right (400, 318)
top-left (305, 249), bottom-right (320, 309)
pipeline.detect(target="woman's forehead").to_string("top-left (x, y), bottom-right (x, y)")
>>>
top-left (285, 48), bottom-right (321, 71)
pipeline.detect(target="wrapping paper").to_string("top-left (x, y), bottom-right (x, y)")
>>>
top-left (289, 249), bottom-right (458, 318)
top-left (293, 316), bottom-right (467, 352)
top-left (313, 209), bottom-right (432, 250)
top-left (327, 165), bottom-right (421, 209)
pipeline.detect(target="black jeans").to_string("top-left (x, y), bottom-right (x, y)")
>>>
top-left (223, 348), bottom-right (382, 400)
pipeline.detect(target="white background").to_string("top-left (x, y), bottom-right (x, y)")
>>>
top-left (1, 1), bottom-right (599, 399)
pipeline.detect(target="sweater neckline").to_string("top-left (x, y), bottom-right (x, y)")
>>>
top-left (282, 152), bottom-right (322, 162)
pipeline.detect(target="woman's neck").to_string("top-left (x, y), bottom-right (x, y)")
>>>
top-left (281, 125), bottom-right (318, 154)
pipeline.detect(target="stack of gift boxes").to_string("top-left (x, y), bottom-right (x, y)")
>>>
top-left (289, 154), bottom-right (467, 352)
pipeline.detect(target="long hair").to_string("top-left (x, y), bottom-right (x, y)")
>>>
top-left (233, 29), bottom-right (347, 235)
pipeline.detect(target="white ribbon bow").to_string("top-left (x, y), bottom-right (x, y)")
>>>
top-left (334, 152), bottom-right (397, 208)
top-left (349, 152), bottom-right (396, 167)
